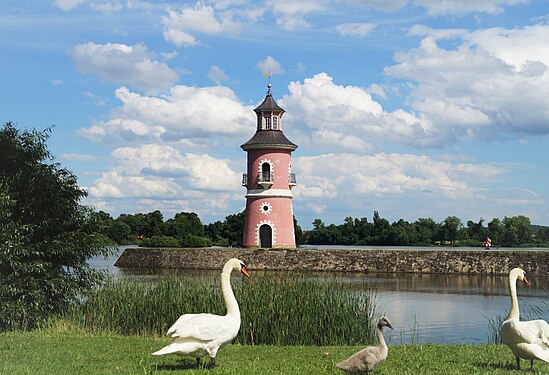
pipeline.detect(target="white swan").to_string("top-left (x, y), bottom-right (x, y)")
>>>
top-left (500, 267), bottom-right (549, 370)
top-left (336, 316), bottom-right (393, 374)
top-left (152, 258), bottom-right (250, 368)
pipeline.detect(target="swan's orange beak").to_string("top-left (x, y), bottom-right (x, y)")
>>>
top-left (523, 275), bottom-right (531, 286)
top-left (241, 266), bottom-right (250, 278)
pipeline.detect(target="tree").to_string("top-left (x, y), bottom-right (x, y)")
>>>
top-left (502, 215), bottom-right (532, 246)
top-left (222, 211), bottom-right (246, 247)
top-left (440, 216), bottom-right (464, 244)
top-left (0, 122), bottom-right (113, 331)
top-left (162, 212), bottom-right (204, 243)
top-left (414, 217), bottom-right (438, 245)
top-left (487, 218), bottom-right (504, 246)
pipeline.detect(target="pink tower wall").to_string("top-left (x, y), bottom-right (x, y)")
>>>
top-left (243, 148), bottom-right (296, 248)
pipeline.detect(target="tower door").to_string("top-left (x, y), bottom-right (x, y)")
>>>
top-left (259, 224), bottom-right (272, 248)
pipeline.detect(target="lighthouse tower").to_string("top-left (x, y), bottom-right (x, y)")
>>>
top-left (241, 84), bottom-right (298, 248)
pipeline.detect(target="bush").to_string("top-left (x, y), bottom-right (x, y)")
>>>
top-left (181, 234), bottom-right (212, 247)
top-left (138, 235), bottom-right (180, 247)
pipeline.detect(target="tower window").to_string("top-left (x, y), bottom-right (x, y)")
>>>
top-left (265, 116), bottom-right (271, 129)
top-left (272, 116), bottom-right (278, 130)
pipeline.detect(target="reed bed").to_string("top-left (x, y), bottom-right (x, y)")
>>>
top-left (65, 274), bottom-right (378, 346)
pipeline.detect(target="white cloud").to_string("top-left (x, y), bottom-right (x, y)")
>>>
top-left (266, 0), bottom-right (326, 30)
top-left (279, 73), bottom-right (438, 149)
top-left (208, 65), bottom-right (230, 85)
top-left (256, 56), bottom-right (286, 75)
top-left (336, 23), bottom-right (376, 37)
top-left (384, 25), bottom-right (549, 141)
top-left (86, 144), bottom-right (242, 218)
top-left (90, 2), bottom-right (123, 13)
top-left (79, 85), bottom-right (255, 144)
top-left (293, 153), bottom-right (505, 201)
top-left (71, 42), bottom-right (178, 93)
top-left (52, 0), bottom-right (85, 11)
top-left (163, 28), bottom-right (199, 47)
top-left (162, 3), bottom-right (242, 46)
top-left (338, 0), bottom-right (407, 12)
top-left (414, 0), bottom-right (527, 16)
top-left (161, 50), bottom-right (178, 60)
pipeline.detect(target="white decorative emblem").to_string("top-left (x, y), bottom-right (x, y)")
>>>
top-left (260, 201), bottom-right (272, 215)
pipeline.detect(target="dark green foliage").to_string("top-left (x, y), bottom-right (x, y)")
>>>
top-left (161, 212), bottom-right (204, 242)
top-left (138, 235), bottom-right (180, 247)
top-left (302, 212), bottom-right (545, 247)
top-left (180, 233), bottom-right (212, 247)
top-left (0, 122), bottom-right (113, 331)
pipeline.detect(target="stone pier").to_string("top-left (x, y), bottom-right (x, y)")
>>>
top-left (114, 247), bottom-right (549, 276)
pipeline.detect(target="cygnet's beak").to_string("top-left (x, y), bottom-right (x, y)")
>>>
top-left (387, 322), bottom-right (394, 330)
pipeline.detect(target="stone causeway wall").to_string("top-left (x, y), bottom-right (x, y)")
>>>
top-left (114, 247), bottom-right (549, 276)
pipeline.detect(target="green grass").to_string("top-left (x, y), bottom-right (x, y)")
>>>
top-left (1, 330), bottom-right (548, 375)
top-left (66, 275), bottom-right (378, 346)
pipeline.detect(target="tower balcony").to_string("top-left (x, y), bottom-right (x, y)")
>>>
top-left (258, 172), bottom-right (274, 188)
top-left (288, 173), bottom-right (297, 187)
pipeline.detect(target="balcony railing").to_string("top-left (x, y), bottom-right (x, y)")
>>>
top-left (258, 172), bottom-right (273, 183)
top-left (241, 172), bottom-right (297, 188)
top-left (288, 173), bottom-right (296, 186)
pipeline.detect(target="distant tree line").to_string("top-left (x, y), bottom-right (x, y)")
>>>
top-left (304, 211), bottom-right (549, 247)
top-left (97, 208), bottom-right (548, 248)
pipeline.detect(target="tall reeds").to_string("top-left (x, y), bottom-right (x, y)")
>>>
top-left (65, 274), bottom-right (378, 346)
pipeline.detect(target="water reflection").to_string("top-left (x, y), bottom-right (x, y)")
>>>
top-left (89, 246), bottom-right (549, 345)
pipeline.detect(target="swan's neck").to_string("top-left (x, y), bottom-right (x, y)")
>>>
top-left (506, 273), bottom-right (520, 320)
top-left (376, 326), bottom-right (387, 349)
top-left (221, 269), bottom-right (240, 319)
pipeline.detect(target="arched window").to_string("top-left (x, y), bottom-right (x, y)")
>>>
top-left (261, 163), bottom-right (271, 182)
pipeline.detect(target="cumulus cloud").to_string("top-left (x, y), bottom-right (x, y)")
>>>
top-left (208, 65), bottom-right (230, 85)
top-left (162, 3), bottom-right (242, 46)
top-left (71, 42), bottom-right (178, 93)
top-left (414, 0), bottom-right (527, 16)
top-left (52, 0), bottom-right (85, 11)
top-left (278, 73), bottom-right (440, 150)
top-left (79, 85), bottom-right (255, 144)
top-left (256, 56), bottom-right (286, 75)
top-left (86, 144), bottom-right (242, 218)
top-left (90, 2), bottom-right (123, 13)
top-left (336, 23), bottom-right (376, 37)
top-left (384, 24), bottom-right (549, 141)
top-left (295, 153), bottom-right (493, 198)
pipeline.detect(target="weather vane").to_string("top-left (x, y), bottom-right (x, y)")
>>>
top-left (263, 70), bottom-right (271, 94)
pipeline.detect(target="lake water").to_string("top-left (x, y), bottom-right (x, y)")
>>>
top-left (89, 245), bottom-right (549, 345)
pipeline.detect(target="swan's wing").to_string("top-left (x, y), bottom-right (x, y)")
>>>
top-left (167, 313), bottom-right (236, 341)
top-left (524, 320), bottom-right (549, 345)
top-left (517, 342), bottom-right (549, 363)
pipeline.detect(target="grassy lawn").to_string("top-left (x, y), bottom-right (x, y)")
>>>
top-left (1, 331), bottom-right (548, 374)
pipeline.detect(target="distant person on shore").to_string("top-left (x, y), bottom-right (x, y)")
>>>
top-left (483, 236), bottom-right (492, 249)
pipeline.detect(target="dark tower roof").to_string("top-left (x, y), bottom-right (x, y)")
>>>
top-left (241, 84), bottom-right (297, 151)
top-left (254, 91), bottom-right (285, 113)
top-left (241, 130), bottom-right (297, 151)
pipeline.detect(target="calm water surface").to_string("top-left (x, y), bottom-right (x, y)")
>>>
top-left (90, 245), bottom-right (549, 345)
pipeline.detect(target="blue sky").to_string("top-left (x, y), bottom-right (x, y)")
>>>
top-left (2, 0), bottom-right (549, 229)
